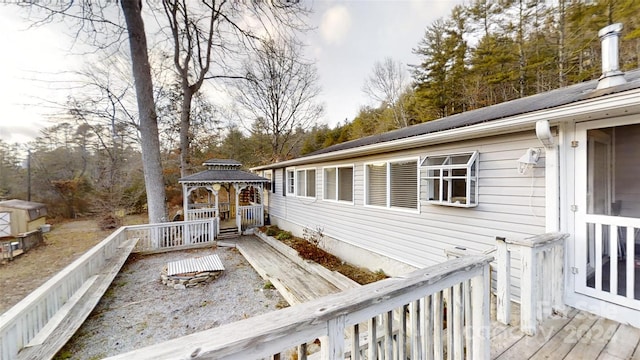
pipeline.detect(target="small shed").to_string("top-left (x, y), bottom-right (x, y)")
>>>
top-left (0, 199), bottom-right (47, 237)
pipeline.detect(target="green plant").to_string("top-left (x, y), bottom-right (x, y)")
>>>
top-left (55, 350), bottom-right (73, 359)
top-left (276, 230), bottom-right (292, 240)
top-left (263, 281), bottom-right (275, 290)
top-left (266, 227), bottom-right (278, 236)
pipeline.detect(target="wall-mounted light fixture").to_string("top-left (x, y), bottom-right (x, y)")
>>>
top-left (517, 148), bottom-right (541, 175)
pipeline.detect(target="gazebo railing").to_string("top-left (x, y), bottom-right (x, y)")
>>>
top-left (238, 205), bottom-right (262, 230)
top-left (186, 207), bottom-right (217, 221)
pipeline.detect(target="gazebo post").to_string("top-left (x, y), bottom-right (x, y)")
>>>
top-left (182, 184), bottom-right (189, 221)
top-left (234, 183), bottom-right (241, 234)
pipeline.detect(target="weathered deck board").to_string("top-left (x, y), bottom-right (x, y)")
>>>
top-left (493, 308), bottom-right (579, 360)
top-left (236, 236), bottom-right (341, 305)
top-left (492, 309), bottom-right (640, 360)
top-left (598, 324), bottom-right (640, 360)
top-left (564, 317), bottom-right (619, 360)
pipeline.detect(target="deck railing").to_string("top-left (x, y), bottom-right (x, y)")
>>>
top-left (126, 219), bottom-right (217, 253)
top-left (238, 205), bottom-right (262, 230)
top-left (105, 254), bottom-right (493, 360)
top-left (496, 232), bottom-right (568, 335)
top-left (0, 227), bottom-right (129, 359)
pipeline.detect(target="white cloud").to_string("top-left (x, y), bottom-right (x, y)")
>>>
top-left (320, 5), bottom-right (351, 46)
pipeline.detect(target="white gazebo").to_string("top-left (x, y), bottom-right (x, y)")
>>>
top-left (178, 159), bottom-right (270, 235)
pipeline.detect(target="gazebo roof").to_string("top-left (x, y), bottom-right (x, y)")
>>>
top-left (179, 170), bottom-right (269, 184)
top-left (202, 159), bottom-right (242, 167)
top-left (179, 158), bottom-right (269, 184)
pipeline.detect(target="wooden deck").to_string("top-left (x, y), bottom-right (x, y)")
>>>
top-left (233, 235), bottom-right (640, 359)
top-left (491, 307), bottom-right (640, 359)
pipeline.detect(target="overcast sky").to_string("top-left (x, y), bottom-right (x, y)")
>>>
top-left (0, 0), bottom-right (462, 145)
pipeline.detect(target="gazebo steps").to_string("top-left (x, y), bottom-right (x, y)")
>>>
top-left (218, 228), bottom-right (239, 240)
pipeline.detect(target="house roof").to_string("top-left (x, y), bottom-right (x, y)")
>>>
top-left (179, 169), bottom-right (269, 184)
top-left (310, 69), bottom-right (640, 157)
top-left (252, 68), bottom-right (640, 171)
top-left (0, 199), bottom-right (47, 211)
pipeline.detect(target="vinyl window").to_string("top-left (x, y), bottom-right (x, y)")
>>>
top-left (323, 166), bottom-right (354, 202)
top-left (296, 169), bottom-right (316, 198)
top-left (366, 159), bottom-right (418, 210)
top-left (421, 151), bottom-right (479, 207)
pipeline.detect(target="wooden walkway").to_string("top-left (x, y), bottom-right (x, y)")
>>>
top-left (235, 236), bottom-right (345, 305)
top-left (232, 235), bottom-right (640, 359)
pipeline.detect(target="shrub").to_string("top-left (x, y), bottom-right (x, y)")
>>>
top-left (266, 227), bottom-right (278, 236)
top-left (276, 230), bottom-right (292, 240)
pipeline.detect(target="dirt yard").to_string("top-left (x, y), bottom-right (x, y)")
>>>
top-left (0, 216), bottom-right (147, 314)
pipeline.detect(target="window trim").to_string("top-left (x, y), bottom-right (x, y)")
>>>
top-left (364, 157), bottom-right (420, 212)
top-left (322, 164), bottom-right (355, 204)
top-left (295, 167), bottom-right (317, 198)
top-left (421, 151), bottom-right (479, 208)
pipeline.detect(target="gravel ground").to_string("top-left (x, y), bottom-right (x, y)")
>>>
top-left (56, 244), bottom-right (288, 359)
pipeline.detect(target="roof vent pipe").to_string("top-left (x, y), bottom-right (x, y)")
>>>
top-left (597, 23), bottom-right (626, 89)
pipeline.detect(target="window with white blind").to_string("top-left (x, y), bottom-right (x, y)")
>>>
top-left (296, 169), bottom-right (316, 197)
top-left (286, 170), bottom-right (295, 195)
top-left (323, 166), bottom-right (354, 202)
top-left (421, 151), bottom-right (479, 207)
top-left (366, 159), bottom-right (418, 210)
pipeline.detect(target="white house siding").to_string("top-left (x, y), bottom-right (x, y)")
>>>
top-left (265, 131), bottom-right (546, 296)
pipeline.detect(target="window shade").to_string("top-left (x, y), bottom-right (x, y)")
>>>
top-left (367, 164), bottom-right (387, 206)
top-left (390, 161), bottom-right (417, 209)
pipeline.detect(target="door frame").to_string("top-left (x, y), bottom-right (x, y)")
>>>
top-left (565, 114), bottom-right (640, 326)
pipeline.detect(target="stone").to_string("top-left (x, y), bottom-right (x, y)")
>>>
top-left (174, 284), bottom-right (186, 290)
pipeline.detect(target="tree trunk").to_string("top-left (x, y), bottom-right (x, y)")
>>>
top-left (180, 84), bottom-right (193, 178)
top-left (121, 0), bottom-right (167, 223)
top-left (558, 0), bottom-right (566, 88)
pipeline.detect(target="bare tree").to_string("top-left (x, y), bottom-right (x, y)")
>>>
top-left (13, 1), bottom-right (168, 222)
top-left (120, 1), bottom-right (166, 223)
top-left (157, 0), bottom-right (311, 175)
top-left (161, 0), bottom-right (222, 177)
top-left (362, 57), bottom-right (409, 128)
top-left (233, 38), bottom-right (323, 161)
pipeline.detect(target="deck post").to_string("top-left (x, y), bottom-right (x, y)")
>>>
top-left (471, 263), bottom-right (490, 360)
top-left (520, 245), bottom-right (536, 335)
top-left (496, 236), bottom-right (511, 325)
top-left (324, 315), bottom-right (345, 360)
top-left (551, 239), bottom-right (565, 315)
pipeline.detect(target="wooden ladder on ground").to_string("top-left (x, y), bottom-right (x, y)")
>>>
top-left (17, 238), bottom-right (138, 360)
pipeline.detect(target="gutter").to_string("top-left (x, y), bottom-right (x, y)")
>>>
top-left (251, 88), bottom-right (640, 171)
